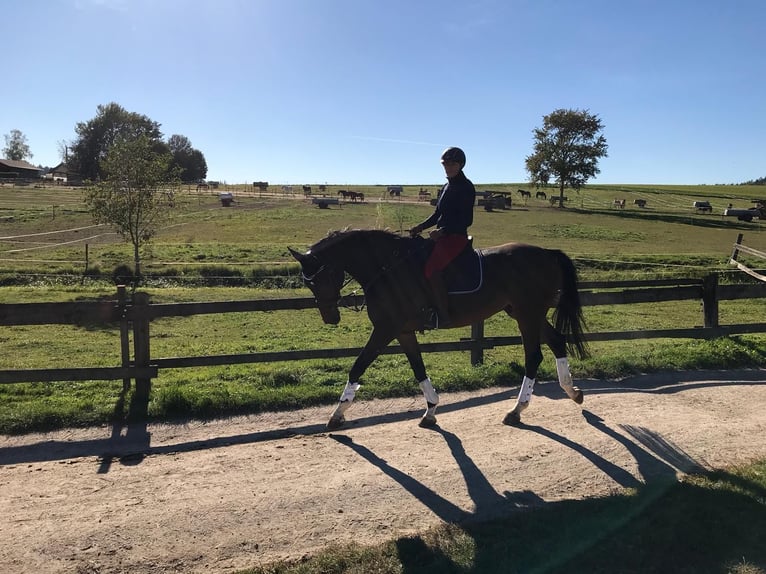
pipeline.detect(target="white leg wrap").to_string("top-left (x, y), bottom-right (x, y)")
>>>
top-left (331, 382), bottom-right (360, 420)
top-left (517, 376), bottom-right (535, 404)
top-left (419, 377), bottom-right (439, 405)
top-left (339, 381), bottom-right (360, 403)
top-left (556, 357), bottom-right (577, 399)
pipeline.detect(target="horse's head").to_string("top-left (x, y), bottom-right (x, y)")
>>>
top-left (289, 247), bottom-right (344, 325)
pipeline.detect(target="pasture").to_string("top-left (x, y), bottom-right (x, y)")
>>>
top-left (0, 182), bottom-right (765, 434)
top-left (0, 181), bottom-right (765, 282)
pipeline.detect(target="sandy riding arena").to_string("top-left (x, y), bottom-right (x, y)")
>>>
top-left (2, 369), bottom-right (766, 573)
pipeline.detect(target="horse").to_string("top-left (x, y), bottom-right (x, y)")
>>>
top-left (289, 229), bottom-right (589, 431)
top-left (338, 190), bottom-right (364, 202)
top-left (535, 191), bottom-right (547, 200)
top-left (517, 189), bottom-right (531, 199)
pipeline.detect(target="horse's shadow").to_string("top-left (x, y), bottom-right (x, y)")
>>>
top-left (331, 409), bottom-right (708, 573)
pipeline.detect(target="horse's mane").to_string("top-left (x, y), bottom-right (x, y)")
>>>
top-left (308, 228), bottom-right (409, 256)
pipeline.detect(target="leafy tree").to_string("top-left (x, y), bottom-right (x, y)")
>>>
top-left (167, 134), bottom-right (208, 183)
top-left (3, 129), bottom-right (33, 161)
top-left (70, 102), bottom-right (163, 182)
top-left (85, 135), bottom-right (179, 281)
top-left (525, 108), bottom-right (608, 206)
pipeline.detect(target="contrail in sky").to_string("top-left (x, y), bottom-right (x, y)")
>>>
top-left (348, 136), bottom-right (445, 147)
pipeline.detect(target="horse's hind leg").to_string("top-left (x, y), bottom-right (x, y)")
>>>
top-left (398, 331), bottom-right (439, 428)
top-left (541, 320), bottom-right (584, 405)
top-left (503, 312), bottom-right (544, 426)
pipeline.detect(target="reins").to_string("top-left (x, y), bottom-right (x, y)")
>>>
top-left (338, 237), bottom-right (429, 312)
top-left (316, 234), bottom-right (429, 314)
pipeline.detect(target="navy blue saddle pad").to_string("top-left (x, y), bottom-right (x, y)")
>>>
top-left (410, 237), bottom-right (484, 295)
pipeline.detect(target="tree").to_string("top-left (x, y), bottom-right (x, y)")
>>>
top-left (3, 129), bottom-right (33, 161)
top-left (69, 102), bottom-right (163, 182)
top-left (525, 109), bottom-right (608, 206)
top-left (167, 134), bottom-right (208, 183)
top-left (85, 135), bottom-right (179, 281)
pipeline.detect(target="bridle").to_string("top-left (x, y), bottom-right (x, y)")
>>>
top-left (301, 236), bottom-right (429, 313)
top-left (301, 261), bottom-right (363, 312)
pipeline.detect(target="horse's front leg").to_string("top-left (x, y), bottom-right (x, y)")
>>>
top-left (327, 327), bottom-right (395, 430)
top-left (397, 331), bottom-right (438, 428)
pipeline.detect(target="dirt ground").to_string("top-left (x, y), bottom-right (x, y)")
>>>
top-left (1, 369), bottom-right (765, 574)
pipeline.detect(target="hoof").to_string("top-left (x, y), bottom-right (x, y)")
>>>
top-left (326, 416), bottom-right (345, 431)
top-left (503, 411), bottom-right (521, 426)
top-left (419, 414), bottom-right (437, 428)
top-left (573, 388), bottom-right (584, 405)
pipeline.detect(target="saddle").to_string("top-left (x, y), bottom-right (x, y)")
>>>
top-left (412, 236), bottom-right (484, 295)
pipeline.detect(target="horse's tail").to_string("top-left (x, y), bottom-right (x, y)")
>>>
top-left (551, 249), bottom-right (590, 359)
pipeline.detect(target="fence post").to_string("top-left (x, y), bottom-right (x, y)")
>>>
top-left (117, 285), bottom-right (131, 391)
top-left (730, 233), bottom-right (744, 264)
top-left (470, 321), bottom-right (485, 365)
top-left (702, 273), bottom-right (719, 329)
top-left (132, 291), bottom-right (152, 399)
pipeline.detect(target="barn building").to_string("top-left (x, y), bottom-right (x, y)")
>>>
top-left (0, 158), bottom-right (43, 180)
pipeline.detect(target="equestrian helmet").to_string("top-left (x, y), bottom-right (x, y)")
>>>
top-left (440, 146), bottom-right (466, 166)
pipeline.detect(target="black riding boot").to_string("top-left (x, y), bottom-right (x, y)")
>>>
top-left (427, 272), bottom-right (451, 329)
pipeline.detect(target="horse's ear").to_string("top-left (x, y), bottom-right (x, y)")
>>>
top-left (288, 247), bottom-right (305, 263)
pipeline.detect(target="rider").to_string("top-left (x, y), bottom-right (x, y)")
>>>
top-left (409, 146), bottom-right (476, 328)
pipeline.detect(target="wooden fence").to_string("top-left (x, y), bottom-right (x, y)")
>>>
top-left (1, 275), bottom-right (766, 393)
top-left (730, 233), bottom-right (766, 283)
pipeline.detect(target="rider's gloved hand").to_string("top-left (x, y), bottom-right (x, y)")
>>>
top-left (409, 225), bottom-right (423, 238)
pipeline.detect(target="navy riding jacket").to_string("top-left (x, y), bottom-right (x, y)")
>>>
top-left (418, 171), bottom-right (476, 235)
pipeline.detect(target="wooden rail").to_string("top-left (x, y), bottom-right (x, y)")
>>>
top-left (730, 233), bottom-right (766, 283)
top-left (1, 275), bottom-right (766, 386)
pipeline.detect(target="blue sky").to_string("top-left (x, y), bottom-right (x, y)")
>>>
top-left (4, 0), bottom-right (764, 185)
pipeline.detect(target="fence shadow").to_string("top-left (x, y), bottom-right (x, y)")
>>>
top-left (2, 369), bottom-right (762, 468)
top-left (0, 389), bottom-right (513, 467)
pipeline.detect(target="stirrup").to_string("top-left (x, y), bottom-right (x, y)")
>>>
top-left (423, 307), bottom-right (451, 329)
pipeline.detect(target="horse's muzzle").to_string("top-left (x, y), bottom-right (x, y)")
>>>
top-left (318, 306), bottom-right (341, 325)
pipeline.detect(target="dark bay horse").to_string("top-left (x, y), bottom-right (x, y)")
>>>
top-left (289, 229), bottom-right (588, 430)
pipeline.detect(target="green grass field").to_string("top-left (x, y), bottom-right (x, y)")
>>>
top-left (1, 182), bottom-right (764, 282)
top-left (1, 182), bottom-right (765, 435)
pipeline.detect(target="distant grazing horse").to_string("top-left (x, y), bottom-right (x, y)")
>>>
top-left (289, 229), bottom-right (588, 430)
top-left (535, 191), bottom-right (547, 200)
top-left (302, 185), bottom-right (312, 196)
top-left (337, 190), bottom-right (365, 202)
top-left (196, 182), bottom-right (209, 192)
top-left (517, 189), bottom-right (531, 199)
top-left (613, 199), bottom-right (626, 209)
